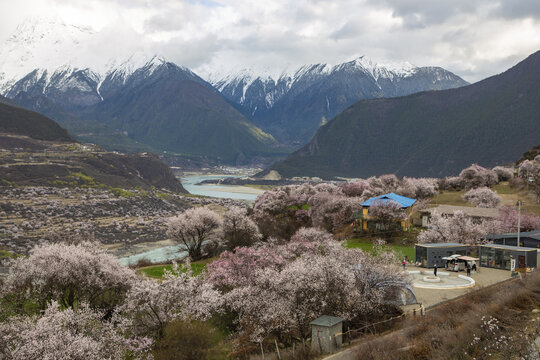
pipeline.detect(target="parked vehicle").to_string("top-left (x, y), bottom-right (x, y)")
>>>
top-left (443, 254), bottom-right (466, 272)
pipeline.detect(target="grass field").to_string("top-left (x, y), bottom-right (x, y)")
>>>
top-left (430, 184), bottom-right (540, 215)
top-left (492, 182), bottom-right (540, 215)
top-left (343, 238), bottom-right (415, 260)
top-left (137, 257), bottom-right (216, 279)
top-left (430, 190), bottom-right (469, 206)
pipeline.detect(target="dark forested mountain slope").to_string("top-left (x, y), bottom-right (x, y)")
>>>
top-left (214, 58), bottom-right (468, 145)
top-left (0, 96), bottom-right (73, 142)
top-left (0, 98), bottom-right (186, 192)
top-left (267, 50), bottom-right (540, 179)
top-left (79, 63), bottom-right (281, 164)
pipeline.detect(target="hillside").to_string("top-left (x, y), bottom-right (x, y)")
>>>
top-left (268, 50), bottom-right (540, 179)
top-left (214, 58), bottom-right (468, 145)
top-left (79, 64), bottom-right (283, 164)
top-left (0, 100), bottom-right (186, 192)
top-left (0, 95), bottom-right (73, 142)
top-left (11, 91), bottom-right (153, 152)
top-left (3, 54), bottom-right (285, 165)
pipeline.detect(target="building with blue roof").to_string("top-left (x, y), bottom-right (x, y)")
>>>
top-left (356, 193), bottom-right (417, 231)
top-left (361, 193), bottom-right (417, 208)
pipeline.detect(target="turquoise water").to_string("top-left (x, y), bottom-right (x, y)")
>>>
top-left (180, 174), bottom-right (261, 201)
top-left (119, 174), bottom-right (263, 264)
top-left (119, 245), bottom-right (187, 266)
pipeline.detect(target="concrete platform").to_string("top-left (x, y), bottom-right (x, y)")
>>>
top-left (404, 265), bottom-right (512, 308)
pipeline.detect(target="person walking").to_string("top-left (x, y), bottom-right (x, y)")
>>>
top-left (402, 259), bottom-right (407, 271)
top-left (472, 261), bottom-right (477, 272)
top-left (466, 262), bottom-right (471, 277)
top-left (434, 264), bottom-right (437, 277)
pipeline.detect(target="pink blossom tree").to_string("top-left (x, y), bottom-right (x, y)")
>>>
top-left (339, 181), bottom-right (369, 197)
top-left (308, 192), bottom-right (363, 232)
top-left (397, 177), bottom-right (438, 199)
top-left (0, 301), bottom-right (153, 360)
top-left (492, 166), bottom-right (514, 182)
top-left (205, 246), bottom-right (286, 289)
top-left (224, 244), bottom-right (403, 342)
top-left (417, 211), bottom-right (488, 245)
top-left (167, 207), bottom-right (221, 260)
top-left (462, 187), bottom-right (502, 208)
top-left (2, 242), bottom-right (136, 312)
top-left (252, 187), bottom-right (311, 239)
top-left (489, 206), bottom-right (540, 233)
top-left (518, 160), bottom-right (535, 178)
top-left (117, 263), bottom-right (223, 338)
top-left (290, 227), bottom-right (334, 243)
top-left (459, 164), bottom-right (499, 189)
top-left (221, 206), bottom-right (261, 251)
top-left (368, 200), bottom-right (407, 230)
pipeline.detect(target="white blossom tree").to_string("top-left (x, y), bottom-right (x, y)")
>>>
top-left (221, 206), bottom-right (261, 251)
top-left (418, 211), bottom-right (488, 245)
top-left (369, 200), bottom-right (407, 230)
top-left (462, 187), bottom-right (502, 208)
top-left (117, 264), bottom-right (223, 338)
top-left (224, 244), bottom-right (402, 342)
top-left (0, 301), bottom-right (153, 360)
top-left (2, 242), bottom-right (136, 313)
top-left (167, 207), bottom-right (221, 260)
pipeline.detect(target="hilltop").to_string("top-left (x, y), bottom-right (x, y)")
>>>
top-left (267, 50), bottom-right (540, 179)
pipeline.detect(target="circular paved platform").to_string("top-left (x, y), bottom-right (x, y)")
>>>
top-left (408, 270), bottom-right (475, 289)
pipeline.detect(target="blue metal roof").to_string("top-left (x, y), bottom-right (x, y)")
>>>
top-left (361, 192), bottom-right (416, 208)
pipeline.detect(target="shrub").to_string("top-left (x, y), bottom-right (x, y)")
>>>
top-left (492, 166), bottom-right (514, 181)
top-left (459, 164), bottom-right (499, 189)
top-left (462, 187), bottom-right (502, 208)
top-left (153, 320), bottom-right (224, 360)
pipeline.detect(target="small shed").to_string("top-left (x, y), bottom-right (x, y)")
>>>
top-left (310, 315), bottom-right (343, 354)
top-left (479, 244), bottom-right (537, 270)
top-left (415, 243), bottom-right (468, 268)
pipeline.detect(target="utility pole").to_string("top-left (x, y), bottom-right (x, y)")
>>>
top-left (517, 200), bottom-right (522, 247)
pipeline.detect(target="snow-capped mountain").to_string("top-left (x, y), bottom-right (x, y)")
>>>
top-left (211, 56), bottom-right (464, 115)
top-left (210, 56), bottom-right (469, 144)
top-left (3, 53), bottom-right (195, 109)
top-left (0, 17), bottom-right (181, 105)
top-left (1, 17), bottom-right (469, 148)
top-left (0, 17), bottom-right (97, 94)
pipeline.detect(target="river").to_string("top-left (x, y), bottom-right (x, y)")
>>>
top-left (179, 173), bottom-right (265, 201)
top-left (118, 173), bottom-right (266, 265)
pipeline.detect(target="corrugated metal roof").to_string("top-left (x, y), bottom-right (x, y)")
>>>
top-left (481, 244), bottom-right (537, 251)
top-left (486, 230), bottom-right (540, 240)
top-left (361, 192), bottom-right (416, 208)
top-left (416, 243), bottom-right (467, 248)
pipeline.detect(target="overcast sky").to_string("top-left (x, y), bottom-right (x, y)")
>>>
top-left (1, 0), bottom-right (540, 82)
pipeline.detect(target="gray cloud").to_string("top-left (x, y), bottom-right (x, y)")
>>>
top-left (491, 0), bottom-right (540, 20)
top-left (1, 0), bottom-right (540, 83)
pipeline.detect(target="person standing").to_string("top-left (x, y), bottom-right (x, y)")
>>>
top-left (434, 264), bottom-right (437, 277)
top-left (466, 262), bottom-right (471, 277)
top-left (402, 259), bottom-right (407, 270)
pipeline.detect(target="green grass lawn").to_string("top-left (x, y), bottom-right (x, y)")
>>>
top-left (343, 238), bottom-right (415, 260)
top-left (492, 182), bottom-right (540, 215)
top-left (137, 258), bottom-right (215, 279)
top-left (0, 250), bottom-right (18, 261)
top-left (430, 190), bottom-right (469, 206)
